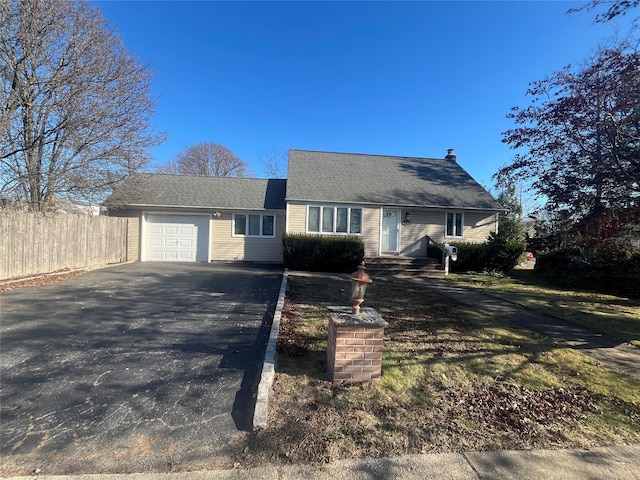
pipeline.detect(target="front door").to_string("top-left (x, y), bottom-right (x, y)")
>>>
top-left (381, 209), bottom-right (400, 253)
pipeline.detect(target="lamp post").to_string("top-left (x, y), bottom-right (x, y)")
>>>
top-left (349, 261), bottom-right (373, 314)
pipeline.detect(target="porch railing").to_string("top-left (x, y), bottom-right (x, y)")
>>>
top-left (425, 235), bottom-right (449, 275)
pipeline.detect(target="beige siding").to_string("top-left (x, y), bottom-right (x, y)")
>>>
top-left (361, 207), bottom-right (380, 257)
top-left (286, 202), bottom-right (381, 257)
top-left (128, 216), bottom-right (140, 261)
top-left (397, 209), bottom-right (496, 256)
top-left (114, 207), bottom-right (285, 263)
top-left (461, 211), bottom-right (497, 243)
top-left (399, 210), bottom-right (425, 257)
top-left (122, 203), bottom-right (496, 264)
top-left (287, 203), bottom-right (307, 233)
top-left (109, 209), bottom-right (141, 261)
top-left (211, 210), bottom-right (285, 262)
top-left (284, 203), bottom-right (496, 258)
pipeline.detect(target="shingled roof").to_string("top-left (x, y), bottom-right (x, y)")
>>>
top-left (107, 174), bottom-right (286, 210)
top-left (286, 149), bottom-right (502, 211)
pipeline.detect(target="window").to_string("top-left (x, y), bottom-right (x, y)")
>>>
top-left (233, 214), bottom-right (276, 237)
top-left (307, 205), bottom-right (362, 235)
top-left (234, 214), bottom-right (246, 235)
top-left (446, 212), bottom-right (463, 237)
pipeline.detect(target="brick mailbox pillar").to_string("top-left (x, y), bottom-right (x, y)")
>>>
top-left (326, 306), bottom-right (388, 383)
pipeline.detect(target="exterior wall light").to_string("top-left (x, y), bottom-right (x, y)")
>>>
top-left (402, 212), bottom-right (411, 225)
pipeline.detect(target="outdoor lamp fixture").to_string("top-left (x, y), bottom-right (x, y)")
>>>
top-left (349, 261), bottom-right (373, 314)
top-left (213, 211), bottom-right (222, 218)
top-left (402, 212), bottom-right (411, 225)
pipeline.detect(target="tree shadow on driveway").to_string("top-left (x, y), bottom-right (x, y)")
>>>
top-left (0, 262), bottom-right (283, 476)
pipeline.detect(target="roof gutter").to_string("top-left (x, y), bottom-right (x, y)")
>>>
top-left (117, 203), bottom-right (286, 211)
top-left (284, 198), bottom-right (506, 212)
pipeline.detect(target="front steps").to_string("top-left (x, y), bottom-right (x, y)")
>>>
top-left (364, 256), bottom-right (445, 278)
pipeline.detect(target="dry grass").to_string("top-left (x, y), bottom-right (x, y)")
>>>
top-left (448, 269), bottom-right (640, 346)
top-left (237, 274), bottom-right (640, 467)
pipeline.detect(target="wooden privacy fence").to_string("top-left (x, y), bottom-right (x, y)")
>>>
top-left (0, 212), bottom-right (132, 280)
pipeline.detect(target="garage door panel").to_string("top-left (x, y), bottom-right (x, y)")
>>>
top-left (148, 251), bottom-right (163, 260)
top-left (145, 214), bottom-right (209, 262)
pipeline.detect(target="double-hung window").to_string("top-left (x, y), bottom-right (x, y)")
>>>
top-left (234, 214), bottom-right (275, 237)
top-left (446, 212), bottom-right (463, 238)
top-left (308, 206), bottom-right (362, 235)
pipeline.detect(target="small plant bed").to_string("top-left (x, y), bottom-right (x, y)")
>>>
top-left (238, 274), bottom-right (640, 466)
top-left (448, 269), bottom-right (640, 346)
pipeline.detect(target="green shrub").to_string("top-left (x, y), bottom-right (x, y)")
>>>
top-left (447, 234), bottom-right (525, 274)
top-left (449, 242), bottom-right (488, 273)
top-left (535, 245), bottom-right (640, 298)
top-left (282, 233), bottom-right (365, 273)
top-left (485, 231), bottom-right (527, 273)
top-left (590, 252), bottom-right (640, 298)
top-left (534, 248), bottom-right (587, 280)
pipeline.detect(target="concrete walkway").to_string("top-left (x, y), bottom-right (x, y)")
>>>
top-left (2, 444), bottom-right (640, 479)
top-left (408, 276), bottom-right (640, 378)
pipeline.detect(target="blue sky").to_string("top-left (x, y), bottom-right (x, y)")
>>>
top-left (93, 0), bottom-right (630, 189)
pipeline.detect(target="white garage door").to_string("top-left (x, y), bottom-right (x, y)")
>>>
top-left (145, 214), bottom-right (209, 262)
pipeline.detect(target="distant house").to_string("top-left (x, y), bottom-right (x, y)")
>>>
top-left (107, 149), bottom-right (503, 264)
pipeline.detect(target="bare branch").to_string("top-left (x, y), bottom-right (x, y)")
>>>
top-left (0, 0), bottom-right (165, 211)
top-left (157, 142), bottom-right (249, 177)
top-left (258, 147), bottom-right (287, 179)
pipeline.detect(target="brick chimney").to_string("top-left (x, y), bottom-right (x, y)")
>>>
top-left (445, 149), bottom-right (457, 161)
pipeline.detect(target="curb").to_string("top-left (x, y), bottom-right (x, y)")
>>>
top-left (252, 269), bottom-right (288, 429)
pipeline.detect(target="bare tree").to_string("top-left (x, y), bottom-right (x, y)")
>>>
top-left (158, 142), bottom-right (248, 177)
top-left (0, 0), bottom-right (164, 211)
top-left (258, 147), bottom-right (287, 178)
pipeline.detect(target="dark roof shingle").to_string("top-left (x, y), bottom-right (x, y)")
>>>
top-left (108, 174), bottom-right (286, 210)
top-left (286, 149), bottom-right (502, 210)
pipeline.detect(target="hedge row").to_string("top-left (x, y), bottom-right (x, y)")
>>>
top-left (282, 233), bottom-right (365, 273)
top-left (535, 247), bottom-right (640, 298)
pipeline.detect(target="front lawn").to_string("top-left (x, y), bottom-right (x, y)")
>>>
top-left (448, 269), bottom-right (640, 347)
top-left (237, 274), bottom-right (640, 466)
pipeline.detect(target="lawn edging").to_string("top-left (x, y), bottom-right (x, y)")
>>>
top-left (253, 269), bottom-right (288, 430)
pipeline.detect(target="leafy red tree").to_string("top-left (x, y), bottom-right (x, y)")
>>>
top-left (499, 44), bottom-right (640, 225)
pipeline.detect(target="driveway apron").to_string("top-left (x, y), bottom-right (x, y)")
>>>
top-left (0, 262), bottom-right (283, 475)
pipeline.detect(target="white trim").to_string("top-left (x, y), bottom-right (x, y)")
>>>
top-left (380, 207), bottom-right (401, 254)
top-left (232, 213), bottom-right (277, 238)
top-left (285, 198), bottom-right (502, 212)
top-left (445, 211), bottom-right (465, 239)
top-left (285, 202), bottom-right (290, 233)
top-left (305, 204), bottom-right (363, 236)
top-left (142, 211), bottom-right (211, 262)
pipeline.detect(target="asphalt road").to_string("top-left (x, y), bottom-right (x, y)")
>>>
top-left (0, 262), bottom-right (283, 476)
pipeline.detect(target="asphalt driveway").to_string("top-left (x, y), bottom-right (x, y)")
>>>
top-left (0, 262), bottom-right (283, 476)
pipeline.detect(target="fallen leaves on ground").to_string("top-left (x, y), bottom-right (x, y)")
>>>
top-left (0, 269), bottom-right (87, 292)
